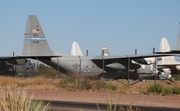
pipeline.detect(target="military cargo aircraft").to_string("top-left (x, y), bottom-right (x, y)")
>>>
top-left (20, 15), bottom-right (172, 80)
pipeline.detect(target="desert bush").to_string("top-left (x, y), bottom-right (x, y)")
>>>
top-left (97, 94), bottom-right (140, 111)
top-left (164, 88), bottom-right (173, 95)
top-left (147, 83), bottom-right (163, 94)
top-left (59, 76), bottom-right (118, 92)
top-left (106, 83), bottom-right (117, 91)
top-left (94, 80), bottom-right (117, 91)
top-left (59, 76), bottom-right (90, 91)
top-left (81, 78), bottom-right (92, 90)
top-left (38, 64), bottom-right (62, 78)
top-left (60, 76), bottom-right (76, 86)
top-left (95, 80), bottom-right (107, 91)
top-left (172, 87), bottom-right (180, 94)
top-left (0, 86), bottom-right (50, 111)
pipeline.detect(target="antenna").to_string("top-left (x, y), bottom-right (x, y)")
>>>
top-left (177, 22), bottom-right (180, 50)
top-left (153, 47), bottom-right (155, 54)
top-left (86, 50), bottom-right (88, 56)
top-left (135, 49), bottom-right (137, 55)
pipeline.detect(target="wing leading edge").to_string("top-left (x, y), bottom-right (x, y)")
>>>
top-left (0, 56), bottom-right (61, 60)
top-left (91, 54), bottom-right (174, 60)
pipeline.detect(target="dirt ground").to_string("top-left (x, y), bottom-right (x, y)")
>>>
top-left (1, 76), bottom-right (180, 108)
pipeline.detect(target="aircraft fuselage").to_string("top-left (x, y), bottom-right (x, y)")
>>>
top-left (38, 56), bottom-right (155, 77)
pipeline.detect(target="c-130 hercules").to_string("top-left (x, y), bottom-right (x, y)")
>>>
top-left (21, 15), bottom-right (172, 80)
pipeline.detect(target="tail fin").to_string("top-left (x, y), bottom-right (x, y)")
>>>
top-left (159, 38), bottom-right (176, 64)
top-left (71, 42), bottom-right (83, 56)
top-left (101, 46), bottom-right (110, 56)
top-left (22, 15), bottom-right (53, 56)
top-left (177, 26), bottom-right (180, 50)
top-left (160, 38), bottom-right (171, 52)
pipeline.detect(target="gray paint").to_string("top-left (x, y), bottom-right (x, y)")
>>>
top-left (0, 59), bottom-right (38, 76)
top-left (21, 15), bottom-right (168, 79)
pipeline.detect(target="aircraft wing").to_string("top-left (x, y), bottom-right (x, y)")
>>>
top-left (0, 54), bottom-right (172, 61)
top-left (0, 56), bottom-right (61, 60)
top-left (91, 54), bottom-right (173, 60)
top-left (154, 50), bottom-right (180, 54)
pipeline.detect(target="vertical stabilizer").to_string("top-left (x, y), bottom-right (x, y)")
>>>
top-left (71, 42), bottom-right (83, 56)
top-left (160, 38), bottom-right (171, 52)
top-left (159, 38), bottom-right (176, 64)
top-left (22, 15), bottom-right (53, 56)
top-left (102, 46), bottom-right (110, 56)
top-left (177, 26), bottom-right (180, 50)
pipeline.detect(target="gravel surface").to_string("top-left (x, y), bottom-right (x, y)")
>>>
top-left (26, 89), bottom-right (180, 108)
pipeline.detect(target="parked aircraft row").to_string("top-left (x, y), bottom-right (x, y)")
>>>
top-left (70, 26), bottom-right (180, 80)
top-left (18, 15), bottom-right (176, 80)
top-left (1, 14), bottom-right (179, 80)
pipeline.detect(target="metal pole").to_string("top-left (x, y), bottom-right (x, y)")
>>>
top-left (153, 47), bottom-right (156, 85)
top-left (101, 55), bottom-right (105, 72)
top-left (177, 22), bottom-right (180, 50)
top-left (78, 56), bottom-right (81, 74)
top-left (102, 50), bottom-right (104, 56)
top-left (126, 55), bottom-right (130, 85)
top-left (86, 50), bottom-right (88, 56)
top-left (57, 57), bottom-right (59, 72)
top-left (135, 49), bottom-right (137, 55)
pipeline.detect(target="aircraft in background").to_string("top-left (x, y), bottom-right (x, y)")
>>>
top-left (101, 45), bottom-right (173, 80)
top-left (153, 26), bottom-right (180, 74)
top-left (0, 58), bottom-right (38, 76)
top-left (21, 15), bottom-right (172, 80)
top-left (101, 46), bottom-right (110, 56)
top-left (155, 38), bottom-right (180, 74)
top-left (155, 26), bottom-right (180, 54)
top-left (71, 42), bottom-right (83, 56)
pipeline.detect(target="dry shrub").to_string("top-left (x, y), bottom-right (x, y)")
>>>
top-left (0, 86), bottom-right (50, 111)
top-left (59, 76), bottom-right (118, 92)
top-left (33, 76), bottom-right (47, 85)
top-left (0, 76), bottom-right (59, 90)
top-left (1, 75), bottom-right (180, 95)
top-left (59, 76), bottom-right (89, 91)
top-left (0, 76), bottom-right (16, 86)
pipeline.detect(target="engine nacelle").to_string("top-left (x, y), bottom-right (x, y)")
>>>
top-left (106, 63), bottom-right (126, 70)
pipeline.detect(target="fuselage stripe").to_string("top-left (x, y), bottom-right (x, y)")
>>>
top-left (25, 37), bottom-right (46, 41)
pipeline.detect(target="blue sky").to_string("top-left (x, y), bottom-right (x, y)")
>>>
top-left (0, 0), bottom-right (180, 56)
